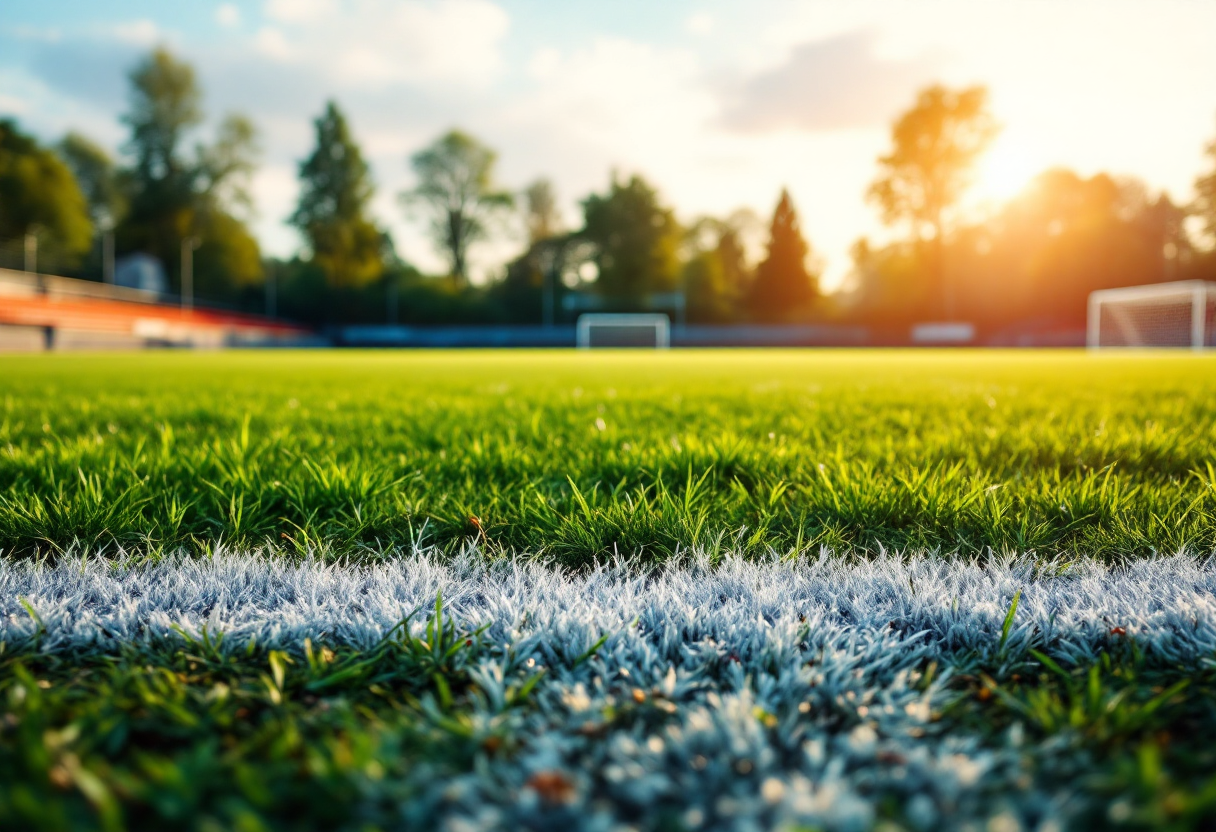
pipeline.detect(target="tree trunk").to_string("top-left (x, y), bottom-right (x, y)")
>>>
top-left (448, 210), bottom-right (465, 285)
top-left (933, 210), bottom-right (950, 319)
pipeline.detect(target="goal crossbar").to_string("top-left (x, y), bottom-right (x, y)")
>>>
top-left (576, 313), bottom-right (671, 349)
top-left (1087, 280), bottom-right (1215, 350)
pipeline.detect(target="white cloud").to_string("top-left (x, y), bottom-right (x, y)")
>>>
top-left (507, 39), bottom-right (707, 154)
top-left (6, 25), bottom-right (62, 43)
top-left (264, 0), bottom-right (337, 25)
top-left (720, 30), bottom-right (939, 131)
top-left (216, 4), bottom-right (241, 28)
top-left (8, 0), bottom-right (1215, 292)
top-left (527, 47), bottom-right (560, 81)
top-left (250, 163), bottom-right (302, 256)
top-left (0, 92), bottom-right (28, 114)
top-left (110, 19), bottom-right (160, 46)
top-left (257, 0), bottom-right (509, 88)
top-left (686, 13), bottom-right (714, 35)
top-left (255, 27), bottom-right (292, 60)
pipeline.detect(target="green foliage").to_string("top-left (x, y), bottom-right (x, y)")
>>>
top-left (0, 608), bottom-right (493, 831)
top-left (1, 351), bottom-right (1214, 564)
top-left (681, 248), bottom-right (730, 321)
top-left (58, 132), bottom-right (125, 231)
top-left (401, 130), bottom-right (514, 284)
top-left (868, 84), bottom-right (998, 236)
top-left (750, 189), bottom-right (818, 321)
top-left (853, 169), bottom-right (1190, 328)
top-left (846, 237), bottom-right (928, 325)
top-left (944, 657), bottom-right (1216, 831)
top-left (193, 210), bottom-right (264, 291)
top-left (290, 102), bottom-right (383, 290)
top-left (116, 48), bottom-right (263, 297)
top-left (522, 177), bottom-right (562, 247)
top-left (117, 48), bottom-right (200, 277)
top-left (197, 115), bottom-right (260, 223)
top-left (122, 48), bottom-right (203, 185)
top-left (680, 212), bottom-right (756, 323)
top-left (868, 84), bottom-right (998, 315)
top-left (0, 119), bottom-right (93, 260)
top-left (3, 623), bottom-right (1215, 830)
top-left (1190, 120), bottom-right (1216, 248)
top-left (581, 173), bottom-right (682, 299)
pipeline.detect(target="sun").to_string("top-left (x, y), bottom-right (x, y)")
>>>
top-left (972, 139), bottom-right (1039, 203)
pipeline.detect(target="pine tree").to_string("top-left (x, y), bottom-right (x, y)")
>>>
top-left (290, 101), bottom-right (383, 289)
top-left (750, 189), bottom-right (817, 321)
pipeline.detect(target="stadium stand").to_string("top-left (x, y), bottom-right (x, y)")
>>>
top-left (0, 268), bottom-right (314, 350)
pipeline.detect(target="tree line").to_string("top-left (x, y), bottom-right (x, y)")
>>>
top-left (2, 46), bottom-right (1215, 333)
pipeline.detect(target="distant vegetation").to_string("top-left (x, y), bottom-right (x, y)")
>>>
top-left (2, 46), bottom-right (1216, 332)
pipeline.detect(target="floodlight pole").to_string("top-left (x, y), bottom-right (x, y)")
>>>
top-left (386, 272), bottom-right (398, 325)
top-left (102, 231), bottom-right (115, 284)
top-left (266, 261), bottom-right (277, 318)
top-left (538, 245), bottom-right (557, 328)
top-left (181, 236), bottom-right (200, 313)
top-left (1086, 292), bottom-right (1101, 350)
top-left (23, 233), bottom-right (36, 275)
top-left (1193, 284), bottom-right (1206, 352)
top-left (543, 267), bottom-right (555, 327)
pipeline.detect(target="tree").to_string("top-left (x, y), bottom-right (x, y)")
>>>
top-left (59, 132), bottom-right (124, 230)
top-left (124, 48), bottom-right (201, 184)
top-left (198, 114), bottom-right (259, 221)
top-left (580, 173), bottom-right (681, 299)
top-left (852, 168), bottom-right (1184, 330)
top-left (1000, 169), bottom-right (1175, 316)
top-left (680, 211), bottom-right (757, 322)
top-left (493, 179), bottom-right (569, 323)
top-left (716, 208), bottom-right (761, 300)
top-left (401, 130), bottom-right (513, 284)
top-left (1194, 120), bottom-right (1216, 247)
top-left (117, 47), bottom-right (262, 295)
top-left (0, 119), bottom-right (93, 263)
top-left (523, 178), bottom-right (562, 246)
top-left (290, 101), bottom-right (383, 290)
top-left (868, 84), bottom-right (998, 316)
top-left (750, 189), bottom-right (818, 321)
top-left (193, 113), bottom-right (263, 291)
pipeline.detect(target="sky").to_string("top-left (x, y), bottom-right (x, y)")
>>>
top-left (3, 0), bottom-right (1216, 289)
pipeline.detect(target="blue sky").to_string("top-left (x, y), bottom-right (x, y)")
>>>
top-left (4, 0), bottom-right (1216, 287)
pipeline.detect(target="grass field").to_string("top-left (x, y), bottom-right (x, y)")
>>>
top-left (2, 350), bottom-right (1215, 561)
top-left (2, 350), bottom-right (1216, 831)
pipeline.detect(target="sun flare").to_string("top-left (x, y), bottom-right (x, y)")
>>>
top-left (973, 140), bottom-right (1039, 203)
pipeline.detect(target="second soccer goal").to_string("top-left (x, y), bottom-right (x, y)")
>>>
top-left (576, 313), bottom-right (671, 349)
top-left (1088, 280), bottom-right (1215, 350)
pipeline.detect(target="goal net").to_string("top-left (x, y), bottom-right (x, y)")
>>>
top-left (576, 313), bottom-right (671, 349)
top-left (1088, 281), bottom-right (1216, 349)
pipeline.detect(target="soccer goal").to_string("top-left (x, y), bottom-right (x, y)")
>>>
top-left (576, 313), bottom-right (671, 349)
top-left (1088, 281), bottom-right (1216, 350)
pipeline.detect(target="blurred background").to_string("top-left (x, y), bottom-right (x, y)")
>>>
top-left (2, 0), bottom-right (1215, 348)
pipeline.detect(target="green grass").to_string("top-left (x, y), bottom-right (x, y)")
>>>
top-left (4, 621), bottom-right (1214, 831)
top-left (2, 349), bottom-right (1214, 562)
top-left (5, 349), bottom-right (1216, 830)
top-left (1, 604), bottom-right (496, 831)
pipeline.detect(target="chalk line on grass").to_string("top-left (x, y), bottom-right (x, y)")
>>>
top-left (3, 548), bottom-right (1214, 664)
top-left (3, 549), bottom-right (1214, 831)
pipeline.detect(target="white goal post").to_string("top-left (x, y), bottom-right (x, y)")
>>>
top-left (1087, 281), bottom-right (1215, 350)
top-left (576, 313), bottom-right (671, 349)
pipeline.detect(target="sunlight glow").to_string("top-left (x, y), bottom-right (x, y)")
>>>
top-left (972, 139), bottom-right (1039, 203)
